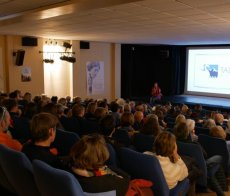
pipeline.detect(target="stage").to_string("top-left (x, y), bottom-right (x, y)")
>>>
top-left (162, 95), bottom-right (230, 112)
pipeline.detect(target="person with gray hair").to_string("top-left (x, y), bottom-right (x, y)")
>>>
top-left (186, 119), bottom-right (198, 142)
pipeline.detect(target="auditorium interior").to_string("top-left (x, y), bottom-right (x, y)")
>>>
top-left (1, 0), bottom-right (230, 195)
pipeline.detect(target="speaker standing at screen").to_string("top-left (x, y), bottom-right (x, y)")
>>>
top-left (150, 82), bottom-right (162, 105)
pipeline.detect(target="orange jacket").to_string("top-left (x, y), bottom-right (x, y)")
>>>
top-left (0, 132), bottom-right (22, 151)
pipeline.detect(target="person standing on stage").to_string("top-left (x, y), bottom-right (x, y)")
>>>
top-left (150, 82), bottom-right (162, 105)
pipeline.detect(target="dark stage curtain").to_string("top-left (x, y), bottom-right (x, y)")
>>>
top-left (121, 44), bottom-right (186, 101)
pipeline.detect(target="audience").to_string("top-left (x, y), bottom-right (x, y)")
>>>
top-left (2, 90), bottom-right (230, 195)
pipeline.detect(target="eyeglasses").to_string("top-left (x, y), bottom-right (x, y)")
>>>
top-left (0, 106), bottom-right (7, 122)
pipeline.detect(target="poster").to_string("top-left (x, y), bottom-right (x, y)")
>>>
top-left (86, 61), bottom-right (104, 95)
top-left (21, 67), bottom-right (32, 82)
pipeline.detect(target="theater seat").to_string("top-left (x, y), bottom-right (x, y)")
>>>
top-left (117, 147), bottom-right (189, 196)
top-left (177, 141), bottom-right (207, 187)
top-left (51, 129), bottom-right (80, 156)
top-left (33, 160), bottom-right (84, 196)
top-left (33, 160), bottom-right (116, 196)
top-left (132, 133), bottom-right (155, 152)
top-left (199, 134), bottom-right (229, 174)
top-left (0, 144), bottom-right (40, 196)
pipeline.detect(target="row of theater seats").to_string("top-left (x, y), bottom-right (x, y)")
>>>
top-left (0, 144), bottom-right (116, 196)
top-left (0, 142), bottom-right (190, 196)
top-left (132, 132), bottom-right (230, 189)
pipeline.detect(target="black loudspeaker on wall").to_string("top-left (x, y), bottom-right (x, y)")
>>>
top-left (80, 41), bottom-right (90, 49)
top-left (22, 37), bottom-right (38, 46)
top-left (15, 50), bottom-right (25, 66)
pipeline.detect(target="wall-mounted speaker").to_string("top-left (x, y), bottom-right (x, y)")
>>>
top-left (80, 41), bottom-right (90, 49)
top-left (22, 37), bottom-right (38, 46)
top-left (15, 50), bottom-right (25, 66)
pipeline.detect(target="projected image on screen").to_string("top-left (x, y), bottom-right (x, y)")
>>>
top-left (186, 48), bottom-right (230, 97)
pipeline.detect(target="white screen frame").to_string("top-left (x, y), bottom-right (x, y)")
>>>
top-left (185, 46), bottom-right (230, 98)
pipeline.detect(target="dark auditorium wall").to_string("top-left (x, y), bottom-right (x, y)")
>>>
top-left (121, 44), bottom-right (186, 101)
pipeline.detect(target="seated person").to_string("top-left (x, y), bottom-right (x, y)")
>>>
top-left (174, 123), bottom-right (226, 195)
top-left (69, 134), bottom-right (130, 195)
top-left (0, 106), bottom-right (22, 151)
top-left (112, 112), bottom-right (135, 147)
top-left (144, 131), bottom-right (188, 189)
top-left (22, 112), bottom-right (64, 169)
top-left (150, 82), bottom-right (162, 105)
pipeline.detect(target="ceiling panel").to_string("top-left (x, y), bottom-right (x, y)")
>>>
top-left (1, 0), bottom-right (230, 44)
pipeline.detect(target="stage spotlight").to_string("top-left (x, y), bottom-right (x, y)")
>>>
top-left (60, 55), bottom-right (76, 63)
top-left (63, 42), bottom-right (72, 49)
top-left (43, 59), bottom-right (54, 64)
top-left (67, 57), bottom-right (76, 63)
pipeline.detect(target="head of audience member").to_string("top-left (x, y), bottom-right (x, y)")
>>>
top-left (2, 98), bottom-right (20, 114)
top-left (99, 114), bottom-right (116, 137)
top-left (58, 98), bottom-right (67, 106)
top-left (153, 131), bottom-right (177, 163)
top-left (30, 112), bottom-right (58, 145)
top-left (175, 114), bottom-right (186, 125)
top-left (120, 112), bottom-right (134, 127)
top-left (173, 122), bottom-right (190, 141)
top-left (56, 104), bottom-right (66, 118)
top-left (51, 96), bottom-right (58, 104)
top-left (135, 104), bottom-right (144, 113)
top-left (140, 115), bottom-right (161, 136)
top-left (23, 92), bottom-right (32, 103)
top-left (164, 101), bottom-right (172, 112)
top-left (23, 102), bottom-right (38, 119)
top-left (86, 101), bottom-right (97, 114)
top-left (72, 96), bottom-right (82, 106)
top-left (110, 101), bottom-right (120, 113)
top-left (210, 111), bottom-right (218, 120)
top-left (9, 90), bottom-right (22, 100)
top-left (181, 104), bottom-right (189, 115)
top-left (42, 103), bottom-right (58, 116)
top-left (227, 120), bottom-right (230, 131)
top-left (214, 113), bottom-right (224, 125)
top-left (40, 95), bottom-right (51, 108)
top-left (129, 101), bottom-right (136, 113)
top-left (203, 118), bottom-right (216, 129)
top-left (70, 134), bottom-right (109, 170)
top-left (186, 119), bottom-right (195, 134)
top-left (0, 106), bottom-right (10, 132)
top-left (94, 107), bottom-right (107, 120)
top-left (134, 111), bottom-right (144, 123)
top-left (97, 100), bottom-right (108, 111)
top-left (194, 104), bottom-right (202, 113)
top-left (116, 98), bottom-right (125, 107)
top-left (66, 96), bottom-right (71, 103)
top-left (209, 126), bottom-right (226, 140)
top-left (123, 104), bottom-right (131, 113)
top-left (71, 104), bottom-right (85, 118)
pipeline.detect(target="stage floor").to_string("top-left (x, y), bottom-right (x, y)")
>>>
top-left (163, 95), bottom-right (230, 111)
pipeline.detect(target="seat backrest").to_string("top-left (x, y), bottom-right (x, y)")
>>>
top-left (195, 127), bottom-right (210, 136)
top-left (0, 165), bottom-right (15, 193)
top-left (177, 141), bottom-right (207, 187)
top-left (33, 160), bottom-right (116, 196)
top-left (198, 134), bottom-right (229, 173)
top-left (51, 129), bottom-right (80, 156)
top-left (117, 147), bottom-right (190, 196)
top-left (106, 143), bottom-right (119, 168)
top-left (132, 133), bottom-right (155, 152)
top-left (0, 144), bottom-right (40, 196)
top-left (33, 159), bottom-right (84, 196)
